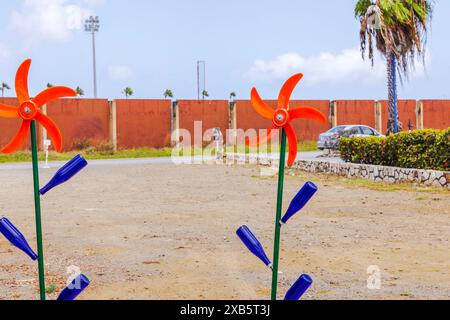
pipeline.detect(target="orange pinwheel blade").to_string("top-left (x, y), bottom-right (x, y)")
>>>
top-left (251, 88), bottom-right (275, 120)
top-left (15, 59), bottom-right (32, 103)
top-left (289, 107), bottom-right (327, 124)
top-left (36, 111), bottom-right (62, 152)
top-left (0, 120), bottom-right (31, 154)
top-left (284, 124), bottom-right (298, 167)
top-left (0, 103), bottom-right (19, 118)
top-left (33, 86), bottom-right (77, 107)
top-left (247, 127), bottom-right (277, 147)
top-left (278, 73), bottom-right (303, 110)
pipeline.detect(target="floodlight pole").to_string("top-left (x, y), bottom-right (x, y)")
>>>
top-left (85, 16), bottom-right (100, 98)
top-left (271, 129), bottom-right (287, 300)
top-left (91, 31), bottom-right (98, 99)
top-left (197, 60), bottom-right (206, 100)
top-left (30, 120), bottom-right (46, 300)
top-left (197, 61), bottom-right (200, 100)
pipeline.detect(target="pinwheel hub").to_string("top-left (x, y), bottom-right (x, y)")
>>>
top-left (272, 109), bottom-right (289, 127)
top-left (19, 101), bottom-right (38, 120)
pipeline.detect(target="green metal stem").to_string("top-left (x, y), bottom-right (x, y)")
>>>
top-left (271, 129), bottom-right (287, 300)
top-left (30, 121), bottom-right (46, 300)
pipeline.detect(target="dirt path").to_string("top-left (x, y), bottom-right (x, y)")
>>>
top-left (0, 162), bottom-right (449, 300)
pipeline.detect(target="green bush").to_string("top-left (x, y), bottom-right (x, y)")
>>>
top-left (339, 128), bottom-right (450, 171)
top-left (96, 141), bottom-right (116, 155)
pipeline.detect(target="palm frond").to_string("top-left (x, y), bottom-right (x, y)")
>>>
top-left (355, 0), bottom-right (433, 78)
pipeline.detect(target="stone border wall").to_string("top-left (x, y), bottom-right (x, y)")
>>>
top-left (225, 153), bottom-right (450, 189)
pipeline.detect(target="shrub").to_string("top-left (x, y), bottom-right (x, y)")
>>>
top-left (72, 138), bottom-right (92, 151)
top-left (339, 128), bottom-right (450, 171)
top-left (95, 142), bottom-right (115, 155)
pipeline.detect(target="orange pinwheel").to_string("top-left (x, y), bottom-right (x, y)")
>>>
top-left (0, 59), bottom-right (76, 154)
top-left (249, 74), bottom-right (327, 166)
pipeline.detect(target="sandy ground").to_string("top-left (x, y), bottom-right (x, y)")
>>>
top-left (0, 160), bottom-right (449, 300)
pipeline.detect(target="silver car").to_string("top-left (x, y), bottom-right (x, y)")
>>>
top-left (317, 125), bottom-right (384, 150)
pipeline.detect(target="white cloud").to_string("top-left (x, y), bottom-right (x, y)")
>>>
top-left (248, 47), bottom-right (428, 85)
top-left (9, 0), bottom-right (103, 43)
top-left (0, 43), bottom-right (10, 63)
top-left (108, 65), bottom-right (132, 80)
top-left (81, 0), bottom-right (105, 6)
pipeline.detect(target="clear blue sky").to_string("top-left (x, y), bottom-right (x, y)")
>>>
top-left (0, 0), bottom-right (448, 100)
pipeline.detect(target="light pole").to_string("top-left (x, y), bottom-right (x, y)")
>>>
top-left (197, 60), bottom-right (206, 101)
top-left (85, 16), bottom-right (100, 98)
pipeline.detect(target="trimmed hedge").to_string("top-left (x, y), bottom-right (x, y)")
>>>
top-left (339, 129), bottom-right (450, 171)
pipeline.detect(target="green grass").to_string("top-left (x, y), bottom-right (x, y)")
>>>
top-left (297, 141), bottom-right (319, 152)
top-left (45, 283), bottom-right (57, 294)
top-left (0, 141), bottom-right (318, 164)
top-left (0, 147), bottom-right (174, 164)
top-left (286, 171), bottom-right (449, 194)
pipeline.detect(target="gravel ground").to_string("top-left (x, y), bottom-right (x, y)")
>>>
top-left (0, 161), bottom-right (449, 300)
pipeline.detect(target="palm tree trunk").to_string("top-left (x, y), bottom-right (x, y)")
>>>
top-left (387, 51), bottom-right (399, 135)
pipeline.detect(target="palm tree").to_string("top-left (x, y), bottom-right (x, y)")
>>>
top-left (123, 87), bottom-right (133, 99)
top-left (0, 82), bottom-right (11, 98)
top-left (75, 86), bottom-right (85, 97)
top-left (202, 90), bottom-right (209, 100)
top-left (355, 0), bottom-right (432, 135)
top-left (163, 89), bottom-right (174, 100)
top-left (229, 92), bottom-right (236, 101)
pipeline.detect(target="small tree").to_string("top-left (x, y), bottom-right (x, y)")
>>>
top-left (123, 87), bottom-right (133, 99)
top-left (164, 89), bottom-right (174, 100)
top-left (75, 86), bottom-right (85, 97)
top-left (229, 92), bottom-right (236, 101)
top-left (202, 90), bottom-right (209, 100)
top-left (0, 82), bottom-right (11, 98)
top-left (47, 83), bottom-right (54, 88)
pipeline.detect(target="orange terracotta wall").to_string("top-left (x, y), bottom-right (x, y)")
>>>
top-left (116, 99), bottom-right (171, 149)
top-left (290, 100), bottom-right (331, 141)
top-left (1, 97), bottom-right (449, 153)
top-left (380, 100), bottom-right (417, 133)
top-left (46, 98), bottom-right (110, 151)
top-left (178, 100), bottom-right (229, 145)
top-left (335, 100), bottom-right (376, 128)
top-left (236, 100), bottom-right (331, 142)
top-left (422, 100), bottom-right (450, 130)
top-left (235, 99), bottom-right (275, 133)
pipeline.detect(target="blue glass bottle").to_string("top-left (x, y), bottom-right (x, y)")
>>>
top-left (57, 274), bottom-right (90, 301)
top-left (281, 181), bottom-right (318, 224)
top-left (0, 217), bottom-right (38, 261)
top-left (236, 225), bottom-right (272, 268)
top-left (40, 154), bottom-right (88, 195)
top-left (284, 274), bottom-right (313, 300)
